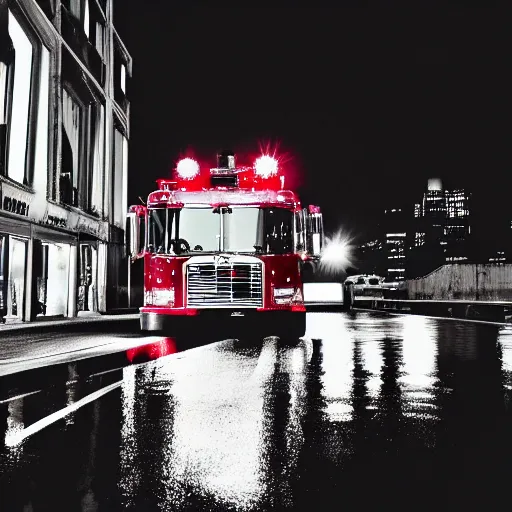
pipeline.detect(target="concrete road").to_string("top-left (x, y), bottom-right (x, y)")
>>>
top-left (2, 311), bottom-right (512, 511)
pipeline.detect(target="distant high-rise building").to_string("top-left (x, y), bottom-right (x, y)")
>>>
top-left (444, 189), bottom-right (472, 262)
top-left (408, 178), bottom-right (473, 277)
top-left (382, 206), bottom-right (411, 282)
top-left (423, 178), bottom-right (446, 230)
top-left (356, 239), bottom-right (385, 276)
top-left (358, 178), bottom-right (476, 281)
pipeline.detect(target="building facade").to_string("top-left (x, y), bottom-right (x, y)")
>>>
top-left (382, 206), bottom-right (411, 282)
top-left (0, 0), bottom-right (131, 322)
top-left (444, 188), bottom-right (471, 262)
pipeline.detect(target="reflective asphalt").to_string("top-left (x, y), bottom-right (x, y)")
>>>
top-left (2, 311), bottom-right (512, 511)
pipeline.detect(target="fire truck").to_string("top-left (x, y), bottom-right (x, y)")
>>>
top-left (126, 150), bottom-right (352, 340)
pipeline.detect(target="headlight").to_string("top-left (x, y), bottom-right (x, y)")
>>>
top-left (151, 289), bottom-right (175, 306)
top-left (274, 287), bottom-right (294, 298)
top-left (273, 287), bottom-right (303, 305)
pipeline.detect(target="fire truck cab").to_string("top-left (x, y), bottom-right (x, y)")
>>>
top-left (126, 150), bottom-right (333, 340)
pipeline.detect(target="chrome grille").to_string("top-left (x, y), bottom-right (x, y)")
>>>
top-left (187, 262), bottom-right (263, 307)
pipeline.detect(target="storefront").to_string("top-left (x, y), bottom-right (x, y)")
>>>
top-left (0, 232), bottom-right (29, 322)
top-left (0, 203), bottom-right (32, 322)
top-left (0, 211), bottom-right (79, 322)
top-left (32, 238), bottom-right (73, 318)
top-left (78, 238), bottom-right (99, 314)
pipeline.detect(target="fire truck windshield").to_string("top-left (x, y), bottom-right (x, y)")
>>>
top-left (147, 206), bottom-right (293, 255)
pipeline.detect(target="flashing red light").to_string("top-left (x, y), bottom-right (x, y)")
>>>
top-left (126, 337), bottom-right (177, 364)
top-left (176, 158), bottom-right (200, 179)
top-left (254, 155), bottom-right (278, 178)
top-left (308, 205), bottom-right (321, 214)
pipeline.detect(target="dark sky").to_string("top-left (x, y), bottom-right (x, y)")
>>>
top-left (115, 4), bottom-right (509, 243)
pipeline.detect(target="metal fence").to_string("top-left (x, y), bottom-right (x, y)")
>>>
top-left (406, 263), bottom-right (512, 301)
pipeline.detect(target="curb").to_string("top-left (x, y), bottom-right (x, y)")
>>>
top-left (0, 314), bottom-right (140, 337)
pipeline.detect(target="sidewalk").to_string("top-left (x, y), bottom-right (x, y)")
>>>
top-left (0, 312), bottom-right (152, 377)
top-left (0, 311), bottom-right (139, 334)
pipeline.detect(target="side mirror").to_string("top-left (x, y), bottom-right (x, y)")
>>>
top-left (126, 205), bottom-right (146, 260)
top-left (307, 205), bottom-right (324, 257)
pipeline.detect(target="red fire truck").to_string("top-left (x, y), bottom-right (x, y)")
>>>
top-left (126, 150), bottom-right (351, 340)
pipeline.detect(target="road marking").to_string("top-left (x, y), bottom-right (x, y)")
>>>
top-left (0, 390), bottom-right (41, 405)
top-left (4, 381), bottom-right (122, 447)
top-left (87, 367), bottom-right (125, 379)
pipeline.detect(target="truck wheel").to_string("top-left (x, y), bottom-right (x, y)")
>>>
top-left (278, 312), bottom-right (306, 343)
top-left (341, 283), bottom-right (354, 311)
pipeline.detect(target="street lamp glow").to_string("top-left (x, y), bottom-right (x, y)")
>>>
top-left (319, 230), bottom-right (354, 275)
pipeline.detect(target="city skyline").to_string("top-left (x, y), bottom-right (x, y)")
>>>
top-left (356, 175), bottom-right (512, 281)
top-left (115, 5), bottom-right (508, 238)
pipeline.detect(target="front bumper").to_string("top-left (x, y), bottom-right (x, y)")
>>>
top-left (140, 307), bottom-right (305, 335)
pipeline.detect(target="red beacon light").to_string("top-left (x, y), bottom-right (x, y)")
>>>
top-left (176, 158), bottom-right (200, 180)
top-left (248, 154), bottom-right (284, 191)
top-left (254, 155), bottom-right (279, 178)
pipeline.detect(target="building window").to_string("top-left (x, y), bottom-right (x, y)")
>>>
top-left (35, 47), bottom-right (50, 191)
top-left (83, 0), bottom-right (89, 38)
top-left (1, 6), bottom-right (45, 187)
top-left (6, 10), bottom-right (34, 185)
top-left (0, 234), bottom-right (7, 318)
top-left (0, 30), bottom-right (14, 176)
top-left (32, 240), bottom-right (71, 317)
top-left (113, 35), bottom-right (130, 114)
top-left (113, 126), bottom-right (128, 228)
top-left (6, 236), bottom-right (27, 320)
top-left (61, 88), bottom-right (83, 207)
top-left (95, 21), bottom-right (105, 58)
top-left (90, 103), bottom-right (104, 215)
top-left (121, 63), bottom-right (126, 94)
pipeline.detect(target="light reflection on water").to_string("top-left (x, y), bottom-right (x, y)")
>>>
top-left (4, 312), bottom-right (512, 510)
top-left (498, 327), bottom-right (512, 390)
top-left (313, 314), bottom-right (355, 421)
top-left (398, 315), bottom-right (438, 420)
top-left (118, 339), bottom-right (269, 510)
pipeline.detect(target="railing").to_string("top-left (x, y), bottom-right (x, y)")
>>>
top-left (355, 298), bottom-right (512, 323)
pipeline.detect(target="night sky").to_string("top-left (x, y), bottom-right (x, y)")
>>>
top-left (115, 4), bottom-right (509, 243)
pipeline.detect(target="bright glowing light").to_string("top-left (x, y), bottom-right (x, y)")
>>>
top-left (176, 158), bottom-right (200, 179)
top-left (254, 155), bottom-right (278, 177)
top-left (319, 230), bottom-right (354, 275)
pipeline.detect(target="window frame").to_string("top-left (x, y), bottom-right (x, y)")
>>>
top-left (1, 3), bottom-right (43, 188)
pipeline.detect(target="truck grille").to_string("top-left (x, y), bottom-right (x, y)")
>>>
top-left (187, 262), bottom-right (263, 307)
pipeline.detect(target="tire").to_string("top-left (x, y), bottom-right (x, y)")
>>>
top-left (341, 283), bottom-right (354, 311)
top-left (300, 261), bottom-right (315, 283)
top-left (278, 312), bottom-right (306, 342)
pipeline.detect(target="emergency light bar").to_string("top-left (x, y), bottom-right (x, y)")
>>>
top-left (169, 149), bottom-right (285, 192)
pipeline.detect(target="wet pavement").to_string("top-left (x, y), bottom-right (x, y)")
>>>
top-left (2, 311), bottom-right (512, 510)
top-left (0, 318), bottom-right (153, 377)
